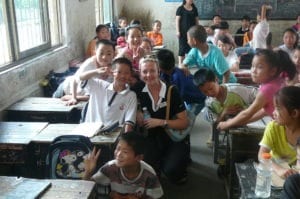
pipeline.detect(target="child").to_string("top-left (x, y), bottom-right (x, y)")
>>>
top-left (217, 49), bottom-right (296, 130)
top-left (213, 21), bottom-right (237, 48)
top-left (86, 24), bottom-right (111, 58)
top-left (79, 57), bottom-right (137, 132)
top-left (243, 21), bottom-right (257, 46)
top-left (66, 39), bottom-right (115, 106)
top-left (180, 24), bottom-right (237, 84)
top-left (157, 48), bottom-right (206, 116)
top-left (83, 132), bottom-right (163, 199)
top-left (193, 68), bottom-right (257, 124)
top-left (258, 86), bottom-right (300, 179)
top-left (234, 15), bottom-right (250, 47)
top-left (217, 34), bottom-right (240, 72)
top-left (117, 25), bottom-right (145, 72)
top-left (140, 37), bottom-right (153, 55)
top-left (292, 46), bottom-right (300, 85)
top-left (118, 16), bottom-right (128, 30)
top-left (275, 28), bottom-right (299, 58)
top-left (146, 20), bottom-right (163, 46)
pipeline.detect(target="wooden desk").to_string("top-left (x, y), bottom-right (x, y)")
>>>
top-left (235, 161), bottom-right (282, 199)
top-left (0, 122), bottom-right (48, 177)
top-left (31, 123), bottom-right (121, 178)
top-left (0, 176), bottom-right (96, 199)
top-left (233, 70), bottom-right (257, 86)
top-left (226, 117), bottom-right (271, 199)
top-left (6, 97), bottom-right (86, 123)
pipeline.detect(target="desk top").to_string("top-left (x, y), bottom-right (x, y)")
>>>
top-left (0, 176), bottom-right (95, 199)
top-left (32, 123), bottom-right (121, 144)
top-left (235, 161), bottom-right (282, 199)
top-left (7, 97), bottom-right (85, 112)
top-left (0, 122), bottom-right (48, 144)
top-left (229, 116), bottom-right (272, 135)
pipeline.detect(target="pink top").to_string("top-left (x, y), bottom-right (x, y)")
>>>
top-left (118, 45), bottom-right (144, 72)
top-left (259, 77), bottom-right (285, 117)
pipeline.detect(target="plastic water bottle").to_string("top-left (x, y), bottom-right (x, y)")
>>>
top-left (255, 153), bottom-right (272, 198)
top-left (143, 107), bottom-right (151, 120)
top-left (142, 107), bottom-right (150, 137)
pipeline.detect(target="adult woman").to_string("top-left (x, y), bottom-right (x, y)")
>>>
top-left (133, 56), bottom-right (189, 184)
top-left (176, 0), bottom-right (199, 64)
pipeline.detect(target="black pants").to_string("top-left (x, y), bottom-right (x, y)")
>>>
top-left (143, 128), bottom-right (189, 183)
top-left (281, 173), bottom-right (300, 199)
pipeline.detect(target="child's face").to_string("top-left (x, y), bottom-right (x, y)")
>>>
top-left (283, 31), bottom-right (297, 49)
top-left (114, 140), bottom-right (140, 168)
top-left (126, 28), bottom-right (143, 48)
top-left (293, 49), bottom-right (300, 72)
top-left (97, 27), bottom-right (111, 40)
top-left (198, 81), bottom-right (219, 97)
top-left (119, 19), bottom-right (127, 28)
top-left (273, 99), bottom-right (291, 125)
top-left (139, 61), bottom-right (160, 86)
top-left (140, 41), bottom-right (152, 54)
top-left (153, 22), bottom-right (161, 33)
top-left (241, 19), bottom-right (250, 29)
top-left (213, 16), bottom-right (221, 25)
top-left (217, 40), bottom-right (231, 55)
top-left (187, 34), bottom-right (197, 47)
top-left (250, 55), bottom-right (276, 84)
top-left (205, 26), bottom-right (214, 35)
top-left (95, 44), bottom-right (115, 67)
top-left (112, 63), bottom-right (132, 85)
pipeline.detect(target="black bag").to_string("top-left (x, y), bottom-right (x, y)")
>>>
top-left (46, 135), bottom-right (93, 179)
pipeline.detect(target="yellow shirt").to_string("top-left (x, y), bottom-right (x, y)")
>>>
top-left (260, 121), bottom-right (297, 165)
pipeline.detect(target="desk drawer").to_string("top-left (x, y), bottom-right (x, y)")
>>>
top-left (0, 144), bottom-right (27, 164)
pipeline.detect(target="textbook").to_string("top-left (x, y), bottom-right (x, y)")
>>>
top-left (71, 122), bottom-right (119, 137)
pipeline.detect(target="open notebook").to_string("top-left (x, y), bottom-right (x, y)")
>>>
top-left (71, 122), bottom-right (119, 137)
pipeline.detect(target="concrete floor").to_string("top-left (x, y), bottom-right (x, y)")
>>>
top-left (160, 113), bottom-right (228, 199)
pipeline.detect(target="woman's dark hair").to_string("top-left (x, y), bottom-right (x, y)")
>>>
top-left (118, 132), bottom-right (145, 155)
top-left (193, 68), bottom-right (216, 87)
top-left (156, 49), bottom-right (175, 71)
top-left (182, 0), bottom-right (196, 9)
top-left (254, 49), bottom-right (296, 80)
top-left (274, 86), bottom-right (300, 114)
top-left (283, 27), bottom-right (299, 49)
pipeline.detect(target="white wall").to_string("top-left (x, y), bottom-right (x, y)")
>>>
top-left (0, 0), bottom-right (95, 113)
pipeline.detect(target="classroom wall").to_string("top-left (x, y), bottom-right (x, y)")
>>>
top-left (0, 0), bottom-right (95, 114)
top-left (0, 0), bottom-right (296, 116)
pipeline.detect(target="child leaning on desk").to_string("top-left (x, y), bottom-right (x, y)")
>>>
top-left (83, 132), bottom-right (163, 199)
top-left (217, 49), bottom-right (296, 131)
top-left (258, 86), bottom-right (300, 179)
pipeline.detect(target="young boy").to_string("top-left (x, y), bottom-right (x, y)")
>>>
top-left (79, 57), bottom-right (137, 133)
top-left (146, 20), bottom-right (163, 46)
top-left (83, 132), bottom-right (163, 199)
top-left (234, 15), bottom-right (250, 47)
top-left (193, 68), bottom-right (257, 146)
top-left (180, 24), bottom-right (237, 84)
top-left (66, 39), bottom-right (115, 106)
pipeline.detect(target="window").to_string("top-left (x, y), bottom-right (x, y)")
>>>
top-left (95, 0), bottom-right (113, 25)
top-left (0, 0), bottom-right (61, 71)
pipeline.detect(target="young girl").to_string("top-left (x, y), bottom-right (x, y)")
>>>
top-left (276, 28), bottom-right (299, 58)
top-left (86, 24), bottom-right (111, 58)
top-left (140, 37), bottom-right (153, 55)
top-left (217, 34), bottom-right (240, 72)
top-left (292, 45), bottom-right (300, 85)
top-left (117, 25), bottom-right (145, 72)
top-left (217, 49), bottom-right (296, 130)
top-left (258, 86), bottom-right (300, 179)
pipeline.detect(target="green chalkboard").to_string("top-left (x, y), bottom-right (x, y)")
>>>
top-left (195, 0), bottom-right (300, 20)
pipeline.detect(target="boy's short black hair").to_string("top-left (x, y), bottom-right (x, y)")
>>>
top-left (95, 24), bottom-right (109, 34)
top-left (212, 14), bottom-right (222, 20)
top-left (241, 15), bottom-right (250, 21)
top-left (118, 132), bottom-right (145, 156)
top-left (188, 25), bottom-right (207, 43)
top-left (96, 39), bottom-right (115, 51)
top-left (156, 49), bottom-right (175, 71)
top-left (111, 57), bottom-right (133, 71)
top-left (193, 68), bottom-right (216, 87)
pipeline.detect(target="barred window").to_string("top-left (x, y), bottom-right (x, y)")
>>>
top-left (0, 0), bottom-right (61, 71)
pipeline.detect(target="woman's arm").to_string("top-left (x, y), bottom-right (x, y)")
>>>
top-left (217, 91), bottom-right (267, 130)
top-left (175, 16), bottom-right (181, 38)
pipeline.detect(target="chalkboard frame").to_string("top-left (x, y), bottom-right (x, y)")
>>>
top-left (194, 0), bottom-right (300, 20)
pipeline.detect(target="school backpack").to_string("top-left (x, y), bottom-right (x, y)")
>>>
top-left (46, 135), bottom-right (93, 179)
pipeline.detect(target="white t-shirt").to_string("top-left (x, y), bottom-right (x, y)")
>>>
top-left (224, 51), bottom-right (239, 69)
top-left (85, 78), bottom-right (137, 125)
top-left (251, 19), bottom-right (269, 49)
